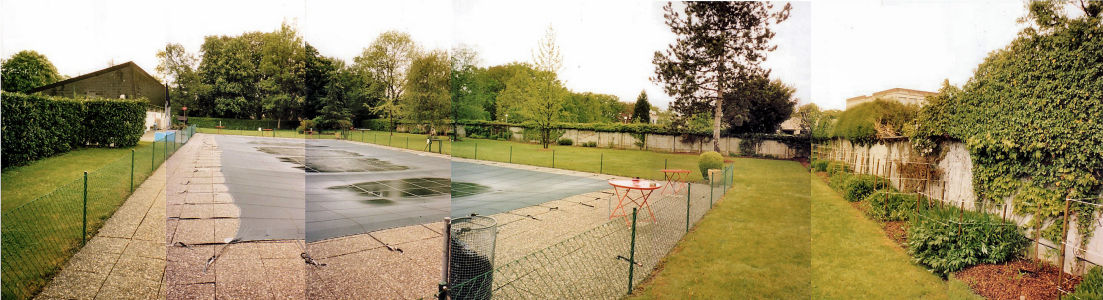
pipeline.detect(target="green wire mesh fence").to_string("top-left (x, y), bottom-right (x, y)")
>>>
top-left (447, 164), bottom-right (734, 299)
top-left (1, 125), bottom-right (195, 299)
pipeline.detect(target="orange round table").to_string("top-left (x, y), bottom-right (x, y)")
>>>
top-left (608, 179), bottom-right (662, 225)
top-left (659, 169), bottom-right (691, 196)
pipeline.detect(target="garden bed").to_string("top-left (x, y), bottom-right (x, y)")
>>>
top-left (954, 259), bottom-right (1080, 300)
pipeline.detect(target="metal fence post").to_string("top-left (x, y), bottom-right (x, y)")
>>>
top-left (509, 146), bottom-right (513, 163)
top-left (710, 175), bottom-right (714, 208)
top-left (130, 149), bottom-right (135, 192)
top-left (151, 139), bottom-right (156, 173)
top-left (407, 136), bottom-right (410, 149)
top-left (686, 184), bottom-right (691, 233)
top-left (82, 171), bottom-right (88, 245)
top-left (664, 158), bottom-right (668, 170)
top-left (552, 150), bottom-right (556, 168)
top-left (628, 207), bottom-right (638, 295)
top-left (599, 153), bottom-right (603, 174)
top-left (474, 143), bottom-right (478, 160)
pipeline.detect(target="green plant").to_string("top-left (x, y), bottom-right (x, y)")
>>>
top-left (739, 138), bottom-right (761, 156)
top-left (826, 161), bottom-right (851, 176)
top-left (861, 191), bottom-right (916, 221)
top-left (907, 207), bottom-right (1028, 276)
top-left (698, 151), bottom-right (724, 179)
top-left (582, 141), bottom-right (597, 147)
top-left (1, 92), bottom-right (145, 168)
top-left (811, 160), bottom-right (829, 172)
top-left (842, 175), bottom-right (886, 202)
top-left (82, 98), bottom-right (146, 148)
top-left (557, 138), bottom-right (573, 146)
top-left (833, 99), bottom-right (919, 144)
top-left (297, 119), bottom-right (317, 133)
top-left (828, 172), bottom-right (852, 191)
top-left (1065, 266), bottom-right (1103, 299)
top-left (190, 116), bottom-right (300, 130)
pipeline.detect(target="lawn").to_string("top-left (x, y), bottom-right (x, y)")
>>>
top-left (197, 127), bottom-right (455, 154)
top-left (630, 158), bottom-right (811, 298)
top-left (452, 137), bottom-right (724, 182)
top-left (811, 173), bottom-right (956, 299)
top-left (1, 136), bottom-right (184, 299)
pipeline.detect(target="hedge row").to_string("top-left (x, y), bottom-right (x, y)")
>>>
top-left (1, 92), bottom-right (146, 168)
top-left (188, 116), bottom-right (300, 130)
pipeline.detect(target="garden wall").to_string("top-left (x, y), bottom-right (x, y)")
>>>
top-left (825, 138), bottom-right (1103, 275)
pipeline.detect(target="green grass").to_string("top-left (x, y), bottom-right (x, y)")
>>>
top-left (630, 158), bottom-right (811, 298)
top-left (452, 138), bottom-right (724, 182)
top-left (198, 128), bottom-right (456, 154)
top-left (1, 134), bottom-right (187, 299)
top-left (811, 174), bottom-right (954, 299)
top-left (2, 141), bottom-right (157, 212)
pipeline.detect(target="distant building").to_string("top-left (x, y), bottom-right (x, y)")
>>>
top-left (845, 88), bottom-right (935, 110)
top-left (30, 61), bottom-right (168, 131)
top-left (778, 116), bottom-right (802, 135)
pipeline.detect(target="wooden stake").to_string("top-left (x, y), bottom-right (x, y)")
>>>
top-left (1058, 199), bottom-right (1071, 287)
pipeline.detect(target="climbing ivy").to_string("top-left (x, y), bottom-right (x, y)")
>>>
top-left (911, 3), bottom-right (1103, 245)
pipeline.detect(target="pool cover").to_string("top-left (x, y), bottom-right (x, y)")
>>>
top-left (305, 139), bottom-right (450, 242)
top-left (450, 161), bottom-right (611, 218)
top-left (215, 135), bottom-right (306, 241)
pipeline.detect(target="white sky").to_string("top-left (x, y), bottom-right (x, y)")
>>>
top-left (2, 0), bottom-right (1038, 112)
top-left (810, 0), bottom-right (1028, 110)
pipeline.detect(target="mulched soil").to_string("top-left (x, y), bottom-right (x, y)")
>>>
top-left (881, 221), bottom-right (908, 247)
top-left (954, 259), bottom-right (1081, 300)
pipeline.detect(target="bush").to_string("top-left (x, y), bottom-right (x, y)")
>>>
top-left (842, 175), bottom-right (888, 202)
top-left (297, 119), bottom-right (317, 133)
top-left (582, 141), bottom-right (597, 147)
top-left (188, 116), bottom-right (299, 130)
top-left (828, 172), bottom-right (851, 191)
top-left (1065, 267), bottom-right (1103, 300)
top-left (557, 138), bottom-right (573, 146)
top-left (826, 161), bottom-right (851, 176)
top-left (811, 160), bottom-right (829, 172)
top-left (907, 207), bottom-right (1027, 276)
top-left (1, 92), bottom-right (146, 168)
top-left (861, 191), bottom-right (917, 221)
top-left (82, 98), bottom-right (146, 147)
top-left (833, 99), bottom-right (919, 143)
top-left (698, 151), bottom-right (724, 179)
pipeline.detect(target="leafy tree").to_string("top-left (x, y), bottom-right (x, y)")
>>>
top-left (520, 26), bottom-right (568, 148)
top-left (315, 59), bottom-right (356, 130)
top-left (562, 92), bottom-right (623, 123)
top-left (834, 99), bottom-right (918, 144)
top-left (156, 44), bottom-right (203, 117)
top-left (1, 50), bottom-right (61, 93)
top-left (451, 45), bottom-right (491, 127)
top-left (722, 76), bottom-right (796, 134)
top-left (632, 90), bottom-right (651, 123)
top-left (653, 1), bottom-right (791, 151)
top-left (303, 44), bottom-right (334, 120)
top-left (354, 31), bottom-right (420, 135)
top-left (258, 23), bottom-right (306, 129)
top-left (402, 50), bottom-right (451, 136)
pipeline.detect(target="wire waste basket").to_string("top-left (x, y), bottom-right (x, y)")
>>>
top-left (448, 215), bottom-right (498, 300)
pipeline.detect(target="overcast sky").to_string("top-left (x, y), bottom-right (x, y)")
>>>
top-left (2, 1), bottom-right (1035, 111)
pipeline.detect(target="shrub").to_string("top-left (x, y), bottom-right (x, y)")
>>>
top-left (698, 151), bottom-right (724, 179)
top-left (1065, 267), bottom-right (1103, 300)
top-left (842, 175), bottom-right (889, 202)
top-left (582, 141), bottom-right (597, 147)
top-left (907, 207), bottom-right (1027, 276)
top-left (861, 191), bottom-right (917, 221)
top-left (826, 161), bottom-right (851, 176)
top-left (297, 119), bottom-right (317, 133)
top-left (557, 138), bottom-right (573, 146)
top-left (833, 99), bottom-right (919, 143)
top-left (828, 172), bottom-right (851, 191)
top-left (83, 98), bottom-right (145, 147)
top-left (1, 92), bottom-right (145, 168)
top-left (811, 160), bottom-right (829, 172)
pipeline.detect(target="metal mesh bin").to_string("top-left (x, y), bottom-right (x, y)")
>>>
top-left (448, 215), bottom-right (498, 300)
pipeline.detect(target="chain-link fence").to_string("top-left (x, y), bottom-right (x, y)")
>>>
top-left (1, 125), bottom-right (195, 299)
top-left (446, 165), bottom-right (734, 299)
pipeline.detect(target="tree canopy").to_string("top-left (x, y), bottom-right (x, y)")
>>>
top-left (1, 50), bottom-right (61, 93)
top-left (632, 90), bottom-right (651, 124)
top-left (653, 1), bottom-right (791, 150)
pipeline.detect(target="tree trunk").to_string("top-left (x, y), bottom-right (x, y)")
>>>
top-left (712, 93), bottom-right (723, 152)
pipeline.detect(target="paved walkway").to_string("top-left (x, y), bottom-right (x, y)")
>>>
top-left (36, 144), bottom-right (177, 299)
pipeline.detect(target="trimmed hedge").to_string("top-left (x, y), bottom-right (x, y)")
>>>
top-left (861, 191), bottom-right (916, 221)
top-left (1, 92), bottom-right (146, 168)
top-left (698, 151), bottom-right (724, 179)
top-left (842, 175), bottom-right (886, 202)
top-left (189, 116), bottom-right (299, 130)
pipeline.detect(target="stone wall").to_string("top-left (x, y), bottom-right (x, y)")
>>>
top-left (824, 139), bottom-right (1103, 274)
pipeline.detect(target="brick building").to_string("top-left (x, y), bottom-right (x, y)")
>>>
top-left (845, 88), bottom-right (935, 110)
top-left (30, 61), bottom-right (169, 130)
